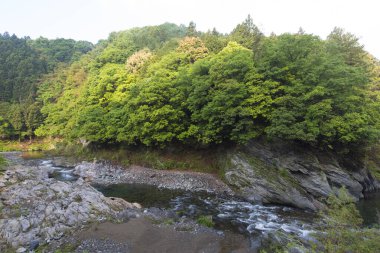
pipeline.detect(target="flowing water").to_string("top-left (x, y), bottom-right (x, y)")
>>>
top-left (94, 183), bottom-right (315, 238)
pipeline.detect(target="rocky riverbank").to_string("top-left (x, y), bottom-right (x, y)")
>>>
top-left (0, 164), bottom-right (140, 251)
top-left (0, 153), bottom-right (255, 252)
top-left (70, 139), bottom-right (380, 211)
top-left (73, 161), bottom-right (234, 195)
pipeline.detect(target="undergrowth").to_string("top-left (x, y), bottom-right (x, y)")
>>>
top-left (50, 142), bottom-right (223, 174)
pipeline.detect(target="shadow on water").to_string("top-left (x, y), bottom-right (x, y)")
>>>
top-left (357, 192), bottom-right (380, 226)
top-left (93, 183), bottom-right (188, 208)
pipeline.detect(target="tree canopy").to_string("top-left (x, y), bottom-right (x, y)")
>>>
top-left (1, 20), bottom-right (379, 151)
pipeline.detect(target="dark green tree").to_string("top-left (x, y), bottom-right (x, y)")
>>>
top-left (229, 15), bottom-right (264, 53)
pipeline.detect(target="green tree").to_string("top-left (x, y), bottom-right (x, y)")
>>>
top-left (256, 33), bottom-right (380, 149)
top-left (0, 116), bottom-right (11, 139)
top-left (201, 28), bottom-right (228, 54)
top-left (229, 15), bottom-right (263, 53)
top-left (24, 103), bottom-right (43, 140)
top-left (184, 42), bottom-right (270, 144)
top-left (7, 103), bottom-right (23, 140)
top-left (186, 21), bottom-right (198, 37)
top-left (116, 44), bottom-right (198, 145)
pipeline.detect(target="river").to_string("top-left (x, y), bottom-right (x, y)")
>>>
top-left (1, 151), bottom-right (379, 251)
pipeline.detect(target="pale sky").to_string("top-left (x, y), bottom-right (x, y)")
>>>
top-left (1, 0), bottom-right (379, 58)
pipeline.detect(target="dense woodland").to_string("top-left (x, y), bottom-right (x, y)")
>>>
top-left (0, 33), bottom-right (93, 139)
top-left (1, 16), bottom-right (380, 151)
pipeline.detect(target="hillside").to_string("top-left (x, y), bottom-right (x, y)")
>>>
top-left (0, 18), bottom-right (380, 152)
top-left (1, 17), bottom-right (373, 153)
top-left (0, 33), bottom-right (93, 139)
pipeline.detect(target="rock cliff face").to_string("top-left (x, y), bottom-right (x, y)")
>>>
top-left (222, 140), bottom-right (380, 210)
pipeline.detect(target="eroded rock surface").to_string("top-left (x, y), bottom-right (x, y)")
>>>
top-left (223, 140), bottom-right (380, 210)
top-left (0, 165), bottom-right (137, 249)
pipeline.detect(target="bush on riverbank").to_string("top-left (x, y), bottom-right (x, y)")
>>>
top-left (0, 155), bottom-right (7, 174)
top-left (317, 188), bottom-right (380, 253)
top-left (196, 215), bottom-right (215, 228)
top-left (0, 139), bottom-right (58, 152)
top-left (49, 141), bottom-right (222, 174)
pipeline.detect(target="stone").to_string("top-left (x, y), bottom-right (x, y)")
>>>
top-left (16, 247), bottom-right (27, 253)
top-left (29, 239), bottom-right (39, 251)
top-left (132, 202), bottom-right (142, 209)
top-left (20, 219), bottom-right (30, 232)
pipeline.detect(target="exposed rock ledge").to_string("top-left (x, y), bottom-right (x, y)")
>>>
top-left (0, 165), bottom-right (139, 250)
top-left (222, 140), bottom-right (380, 210)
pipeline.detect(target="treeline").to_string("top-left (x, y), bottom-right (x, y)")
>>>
top-left (0, 33), bottom-right (93, 139)
top-left (2, 17), bottom-right (380, 150)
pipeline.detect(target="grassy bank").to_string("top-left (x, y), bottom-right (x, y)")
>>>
top-left (50, 142), bottom-right (224, 175)
top-left (0, 139), bottom-right (58, 152)
top-left (0, 155), bottom-right (7, 174)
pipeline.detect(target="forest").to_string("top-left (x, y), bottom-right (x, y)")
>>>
top-left (1, 16), bottom-right (380, 152)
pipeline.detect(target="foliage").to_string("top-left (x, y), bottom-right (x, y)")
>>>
top-left (0, 139), bottom-right (56, 152)
top-left (0, 33), bottom-right (93, 140)
top-left (183, 42), bottom-right (271, 144)
top-left (1, 19), bottom-right (380, 151)
top-left (29, 37), bottom-right (93, 71)
top-left (0, 116), bottom-right (11, 139)
top-left (229, 14), bottom-right (263, 53)
top-left (196, 215), bottom-right (215, 227)
top-left (256, 33), bottom-right (380, 149)
top-left (316, 187), bottom-right (380, 253)
top-left (49, 142), bottom-right (219, 174)
top-left (0, 33), bottom-right (46, 102)
top-left (125, 48), bottom-right (153, 73)
top-left (201, 28), bottom-right (228, 54)
top-left (0, 154), bottom-right (7, 174)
